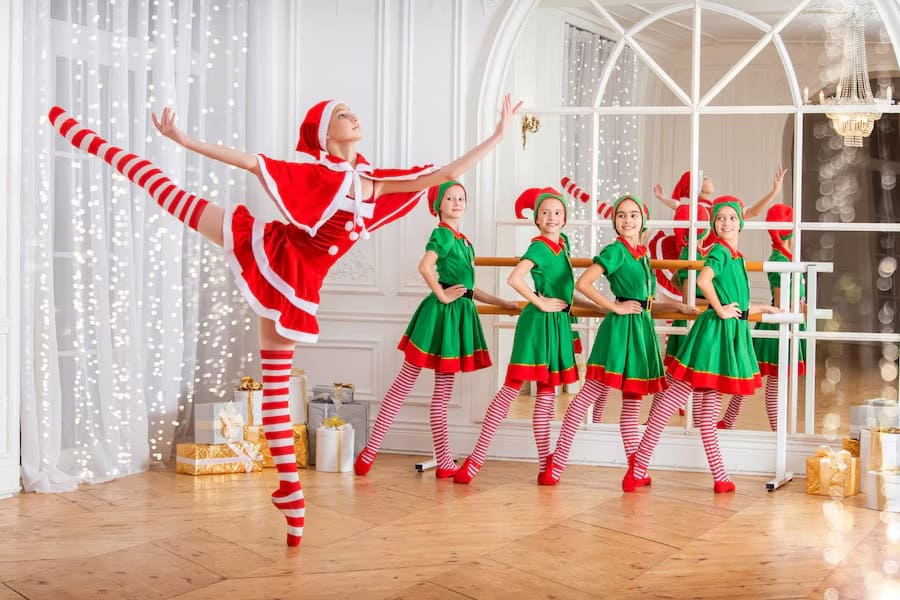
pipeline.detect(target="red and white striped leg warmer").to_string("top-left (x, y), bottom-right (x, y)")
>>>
top-left (260, 349), bottom-right (304, 547)
top-left (620, 393), bottom-right (642, 457)
top-left (356, 361), bottom-right (422, 471)
top-left (48, 106), bottom-right (208, 230)
top-left (532, 385), bottom-right (556, 473)
top-left (633, 378), bottom-right (693, 479)
top-left (698, 389), bottom-right (730, 483)
top-left (431, 371), bottom-right (457, 471)
top-left (550, 379), bottom-right (608, 480)
top-left (457, 383), bottom-right (522, 480)
top-left (720, 394), bottom-right (745, 429)
top-left (765, 376), bottom-right (779, 431)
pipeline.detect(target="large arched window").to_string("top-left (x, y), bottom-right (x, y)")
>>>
top-left (477, 0), bottom-right (900, 442)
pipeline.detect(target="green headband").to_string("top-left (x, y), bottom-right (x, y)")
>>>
top-left (612, 194), bottom-right (648, 233)
top-left (710, 200), bottom-right (745, 232)
top-left (433, 180), bottom-right (464, 216)
top-left (533, 192), bottom-right (566, 223)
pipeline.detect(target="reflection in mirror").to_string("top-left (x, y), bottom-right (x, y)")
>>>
top-left (497, 0), bottom-right (898, 438)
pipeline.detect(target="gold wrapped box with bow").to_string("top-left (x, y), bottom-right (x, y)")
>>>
top-left (806, 446), bottom-right (860, 498)
top-left (235, 376), bottom-right (264, 425)
top-left (842, 437), bottom-right (860, 458)
top-left (243, 424), bottom-right (309, 469)
top-left (175, 441), bottom-right (263, 476)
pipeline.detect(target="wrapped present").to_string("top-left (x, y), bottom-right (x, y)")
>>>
top-left (195, 400), bottom-right (247, 445)
top-left (850, 399), bottom-right (900, 439)
top-left (806, 446), bottom-right (859, 498)
top-left (175, 441), bottom-right (263, 476)
top-left (307, 390), bottom-right (368, 464)
top-left (243, 424), bottom-right (309, 469)
top-left (289, 369), bottom-right (308, 425)
top-left (315, 417), bottom-right (354, 472)
top-left (842, 437), bottom-right (860, 457)
top-left (234, 376), bottom-right (264, 426)
top-left (860, 427), bottom-right (900, 498)
top-left (311, 382), bottom-right (355, 407)
top-left (866, 470), bottom-right (900, 512)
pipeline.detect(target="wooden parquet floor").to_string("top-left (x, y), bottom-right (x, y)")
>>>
top-left (0, 454), bottom-right (895, 599)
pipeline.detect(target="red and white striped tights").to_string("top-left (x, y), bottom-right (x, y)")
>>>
top-left (717, 376), bottom-right (779, 431)
top-left (260, 349), bottom-right (306, 546)
top-left (355, 361), bottom-right (458, 476)
top-left (630, 378), bottom-right (734, 491)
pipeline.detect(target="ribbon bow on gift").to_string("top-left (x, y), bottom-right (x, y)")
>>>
top-left (225, 440), bottom-right (263, 473)
top-left (218, 402), bottom-right (246, 441)
top-left (321, 415), bottom-right (347, 429)
top-left (331, 382), bottom-right (354, 410)
top-left (237, 376), bottom-right (264, 424)
top-left (815, 446), bottom-right (853, 497)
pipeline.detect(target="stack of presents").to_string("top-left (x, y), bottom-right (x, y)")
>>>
top-left (175, 370), bottom-right (368, 476)
top-left (807, 397), bottom-right (900, 511)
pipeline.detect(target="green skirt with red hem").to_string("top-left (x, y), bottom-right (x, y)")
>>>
top-left (398, 295), bottom-right (491, 373)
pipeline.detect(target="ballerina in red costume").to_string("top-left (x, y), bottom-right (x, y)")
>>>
top-left (48, 94), bottom-right (522, 547)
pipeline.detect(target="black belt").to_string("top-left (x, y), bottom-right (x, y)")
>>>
top-left (439, 281), bottom-right (474, 299)
top-left (739, 310), bottom-right (749, 320)
top-left (616, 297), bottom-right (652, 310)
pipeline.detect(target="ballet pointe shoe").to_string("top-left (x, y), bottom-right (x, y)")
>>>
top-left (354, 450), bottom-right (375, 476)
top-left (714, 480), bottom-right (736, 494)
top-left (453, 456), bottom-right (482, 484)
top-left (537, 454), bottom-right (559, 486)
top-left (435, 465), bottom-right (459, 479)
top-left (678, 407), bottom-right (686, 416)
top-left (622, 454), bottom-right (651, 492)
top-left (716, 419), bottom-right (729, 430)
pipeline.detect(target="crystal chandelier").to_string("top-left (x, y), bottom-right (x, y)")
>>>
top-left (824, 11), bottom-right (885, 147)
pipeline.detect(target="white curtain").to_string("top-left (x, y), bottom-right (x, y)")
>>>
top-left (561, 24), bottom-right (644, 254)
top-left (19, 0), bottom-right (277, 492)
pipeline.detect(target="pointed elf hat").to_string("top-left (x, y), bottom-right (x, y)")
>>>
top-left (672, 203), bottom-right (711, 248)
top-left (427, 180), bottom-right (465, 217)
top-left (515, 187), bottom-right (566, 222)
top-left (611, 194), bottom-right (650, 233)
top-left (765, 203), bottom-right (794, 244)
top-left (710, 195), bottom-right (746, 232)
top-left (295, 99), bottom-right (344, 158)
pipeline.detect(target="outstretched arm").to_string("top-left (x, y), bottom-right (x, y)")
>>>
top-left (152, 107), bottom-right (260, 176)
top-left (376, 94), bottom-right (523, 196)
top-left (743, 165), bottom-right (786, 220)
top-left (653, 183), bottom-right (679, 210)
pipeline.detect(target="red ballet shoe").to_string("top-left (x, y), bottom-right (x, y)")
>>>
top-left (354, 450), bottom-right (375, 476)
top-left (435, 465), bottom-right (459, 479)
top-left (716, 419), bottom-right (729, 430)
top-left (622, 455), bottom-right (651, 492)
top-left (453, 456), bottom-right (482, 484)
top-left (537, 454), bottom-right (559, 486)
top-left (678, 407), bottom-right (686, 416)
top-left (714, 480), bottom-right (736, 494)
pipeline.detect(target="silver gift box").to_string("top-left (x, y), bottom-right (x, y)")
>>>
top-left (307, 398), bottom-right (368, 464)
top-left (850, 399), bottom-right (900, 439)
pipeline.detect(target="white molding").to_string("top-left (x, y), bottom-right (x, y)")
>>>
top-left (401, 0), bottom-right (413, 167)
top-left (300, 338), bottom-right (381, 402)
top-left (375, 0), bottom-right (388, 167)
top-left (379, 420), bottom-right (826, 479)
top-left (0, 0), bottom-right (22, 497)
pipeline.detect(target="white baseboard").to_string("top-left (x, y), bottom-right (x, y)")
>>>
top-left (0, 464), bottom-right (21, 498)
top-left (379, 421), bottom-right (822, 478)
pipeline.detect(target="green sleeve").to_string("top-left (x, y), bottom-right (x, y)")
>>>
top-left (703, 244), bottom-right (729, 277)
top-left (425, 227), bottom-right (451, 260)
top-left (521, 241), bottom-right (546, 266)
top-left (593, 242), bottom-right (624, 275)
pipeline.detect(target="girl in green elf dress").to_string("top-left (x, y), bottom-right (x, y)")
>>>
top-left (540, 195), bottom-right (697, 485)
top-left (626, 196), bottom-right (779, 493)
top-left (355, 181), bottom-right (517, 477)
top-left (454, 187), bottom-right (590, 484)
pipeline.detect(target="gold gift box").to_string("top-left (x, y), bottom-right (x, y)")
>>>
top-left (842, 437), bottom-right (860, 457)
top-left (868, 470), bottom-right (900, 512)
top-left (175, 442), bottom-right (263, 476)
top-left (243, 424), bottom-right (309, 469)
top-left (806, 447), bottom-right (860, 498)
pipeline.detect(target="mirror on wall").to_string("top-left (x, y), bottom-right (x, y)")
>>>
top-left (492, 0), bottom-right (899, 436)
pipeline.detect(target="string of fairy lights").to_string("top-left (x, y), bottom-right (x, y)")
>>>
top-left (31, 0), bottom-right (254, 481)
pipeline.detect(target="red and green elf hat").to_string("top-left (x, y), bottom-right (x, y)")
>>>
top-left (515, 187), bottom-right (566, 222)
top-left (426, 180), bottom-right (465, 217)
top-left (765, 203), bottom-right (794, 244)
top-left (611, 194), bottom-right (650, 233)
top-left (673, 203), bottom-right (710, 248)
top-left (710, 195), bottom-right (745, 232)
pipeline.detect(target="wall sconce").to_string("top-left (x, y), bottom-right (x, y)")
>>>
top-left (521, 114), bottom-right (540, 149)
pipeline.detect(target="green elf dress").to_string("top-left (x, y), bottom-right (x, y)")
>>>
top-left (505, 235), bottom-right (579, 385)
top-left (397, 185), bottom-right (491, 373)
top-left (663, 245), bottom-right (705, 366)
top-left (752, 245), bottom-right (806, 376)
top-left (667, 237), bottom-right (763, 395)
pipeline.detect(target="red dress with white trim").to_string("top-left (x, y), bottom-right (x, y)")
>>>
top-left (225, 153), bottom-right (437, 343)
